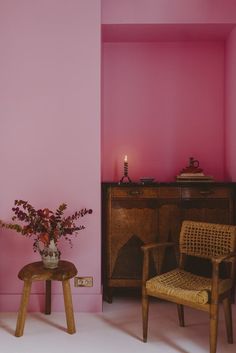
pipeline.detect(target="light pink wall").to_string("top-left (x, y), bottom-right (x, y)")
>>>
top-left (102, 0), bottom-right (236, 24)
top-left (0, 0), bottom-right (102, 312)
top-left (102, 41), bottom-right (225, 182)
top-left (225, 27), bottom-right (236, 181)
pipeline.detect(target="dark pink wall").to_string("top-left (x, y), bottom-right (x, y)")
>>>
top-left (102, 41), bottom-right (225, 182)
top-left (225, 27), bottom-right (236, 181)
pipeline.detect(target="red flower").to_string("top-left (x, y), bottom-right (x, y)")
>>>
top-left (39, 233), bottom-right (50, 245)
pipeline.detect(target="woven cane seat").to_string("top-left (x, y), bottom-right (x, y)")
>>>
top-left (146, 269), bottom-right (233, 305)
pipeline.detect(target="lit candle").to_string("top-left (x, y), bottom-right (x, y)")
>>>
top-left (124, 155), bottom-right (128, 176)
top-left (119, 154), bottom-right (132, 183)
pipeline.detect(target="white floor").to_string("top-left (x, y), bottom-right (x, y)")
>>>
top-left (0, 297), bottom-right (235, 353)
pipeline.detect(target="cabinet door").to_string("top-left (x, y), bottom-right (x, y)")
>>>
top-left (158, 187), bottom-right (181, 272)
top-left (107, 187), bottom-right (159, 282)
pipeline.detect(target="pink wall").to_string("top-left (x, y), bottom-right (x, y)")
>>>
top-left (0, 0), bottom-right (235, 314)
top-left (102, 41), bottom-right (225, 182)
top-left (102, 0), bottom-right (236, 24)
top-left (0, 0), bottom-right (102, 312)
top-left (225, 27), bottom-right (236, 181)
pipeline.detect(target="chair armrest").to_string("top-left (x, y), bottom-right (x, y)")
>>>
top-left (142, 242), bottom-right (177, 284)
top-left (141, 242), bottom-right (177, 253)
top-left (211, 251), bottom-right (236, 264)
top-left (210, 251), bottom-right (236, 303)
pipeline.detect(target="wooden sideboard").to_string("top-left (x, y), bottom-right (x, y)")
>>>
top-left (102, 182), bottom-right (236, 302)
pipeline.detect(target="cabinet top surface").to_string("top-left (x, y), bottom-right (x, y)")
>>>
top-left (102, 182), bottom-right (236, 187)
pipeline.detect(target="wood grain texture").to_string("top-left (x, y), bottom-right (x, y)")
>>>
top-left (15, 260), bottom-right (78, 336)
top-left (62, 280), bottom-right (76, 334)
top-left (15, 280), bottom-right (32, 337)
top-left (102, 183), bottom-right (236, 302)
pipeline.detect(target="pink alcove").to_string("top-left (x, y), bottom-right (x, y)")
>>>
top-left (102, 34), bottom-right (226, 182)
top-left (101, 0), bottom-right (236, 185)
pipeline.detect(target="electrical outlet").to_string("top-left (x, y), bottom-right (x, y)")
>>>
top-left (74, 276), bottom-right (93, 287)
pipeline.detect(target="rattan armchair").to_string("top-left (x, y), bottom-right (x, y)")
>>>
top-left (142, 221), bottom-right (236, 353)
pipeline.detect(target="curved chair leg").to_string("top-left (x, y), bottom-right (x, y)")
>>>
top-left (177, 304), bottom-right (185, 327)
top-left (210, 304), bottom-right (219, 353)
top-left (223, 296), bottom-right (233, 344)
top-left (142, 293), bottom-right (149, 342)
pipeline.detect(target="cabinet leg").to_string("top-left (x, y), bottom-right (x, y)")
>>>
top-left (105, 287), bottom-right (113, 303)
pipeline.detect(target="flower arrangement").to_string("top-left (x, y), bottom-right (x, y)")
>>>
top-left (0, 200), bottom-right (92, 253)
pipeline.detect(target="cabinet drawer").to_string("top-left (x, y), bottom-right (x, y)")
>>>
top-left (110, 186), bottom-right (159, 199)
top-left (181, 187), bottom-right (231, 199)
top-left (159, 187), bottom-right (180, 199)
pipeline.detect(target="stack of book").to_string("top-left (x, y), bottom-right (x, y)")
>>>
top-left (176, 157), bottom-right (214, 182)
top-left (176, 172), bottom-right (214, 182)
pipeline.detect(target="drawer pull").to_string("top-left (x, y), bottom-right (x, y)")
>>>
top-left (128, 190), bottom-right (143, 196)
top-left (199, 190), bottom-right (213, 196)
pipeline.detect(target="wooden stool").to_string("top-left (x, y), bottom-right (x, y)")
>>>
top-left (15, 260), bottom-right (78, 337)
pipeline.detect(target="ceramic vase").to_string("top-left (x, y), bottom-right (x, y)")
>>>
top-left (41, 239), bottom-right (60, 269)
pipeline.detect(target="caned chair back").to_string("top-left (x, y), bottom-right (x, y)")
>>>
top-left (179, 221), bottom-right (236, 260)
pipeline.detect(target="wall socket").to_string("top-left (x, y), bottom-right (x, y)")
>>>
top-left (74, 276), bottom-right (93, 287)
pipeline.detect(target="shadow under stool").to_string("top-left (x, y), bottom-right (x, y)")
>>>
top-left (15, 260), bottom-right (78, 337)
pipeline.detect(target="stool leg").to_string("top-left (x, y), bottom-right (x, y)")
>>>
top-left (45, 280), bottom-right (51, 315)
top-left (15, 280), bottom-right (32, 337)
top-left (62, 280), bottom-right (76, 334)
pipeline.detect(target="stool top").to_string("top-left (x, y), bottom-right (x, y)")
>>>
top-left (18, 260), bottom-right (78, 281)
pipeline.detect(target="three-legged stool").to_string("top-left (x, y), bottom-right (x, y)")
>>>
top-left (15, 260), bottom-right (77, 337)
